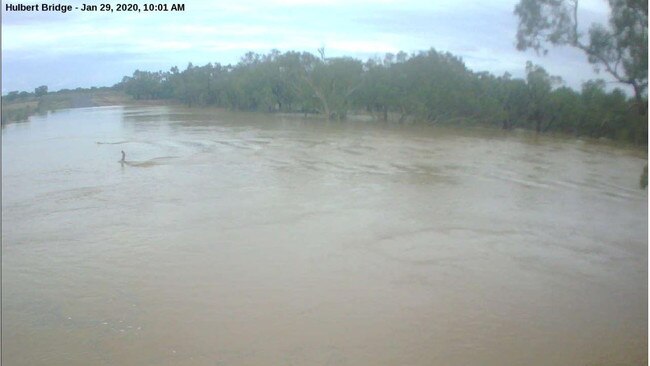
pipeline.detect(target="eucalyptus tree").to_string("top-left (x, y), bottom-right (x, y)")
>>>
top-left (514, 0), bottom-right (648, 113)
top-left (316, 57), bottom-right (364, 119)
top-left (525, 61), bottom-right (562, 132)
top-left (359, 57), bottom-right (396, 121)
top-left (493, 73), bottom-right (529, 130)
top-left (120, 70), bottom-right (166, 100)
top-left (547, 86), bottom-right (582, 134)
top-left (34, 85), bottom-right (48, 97)
top-left (284, 52), bottom-right (363, 119)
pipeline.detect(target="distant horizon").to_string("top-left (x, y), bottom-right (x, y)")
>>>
top-left (2, 46), bottom-right (635, 98)
top-left (3, 0), bottom-right (624, 95)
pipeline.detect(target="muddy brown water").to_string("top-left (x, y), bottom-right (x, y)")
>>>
top-left (2, 106), bottom-right (647, 365)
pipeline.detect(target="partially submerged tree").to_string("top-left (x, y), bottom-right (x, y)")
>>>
top-left (514, 0), bottom-right (648, 113)
top-left (525, 61), bottom-right (563, 132)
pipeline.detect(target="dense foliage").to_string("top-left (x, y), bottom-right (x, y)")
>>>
top-left (116, 48), bottom-right (647, 144)
top-left (515, 0), bottom-right (648, 114)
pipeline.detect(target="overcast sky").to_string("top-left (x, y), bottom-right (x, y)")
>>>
top-left (2, 0), bottom-right (619, 95)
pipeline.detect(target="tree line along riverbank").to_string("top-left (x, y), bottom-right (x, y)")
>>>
top-left (3, 48), bottom-right (648, 145)
top-left (115, 49), bottom-right (647, 145)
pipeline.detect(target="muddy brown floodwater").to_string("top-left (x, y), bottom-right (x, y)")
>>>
top-left (2, 106), bottom-right (648, 365)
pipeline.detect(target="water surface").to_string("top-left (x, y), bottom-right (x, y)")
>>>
top-left (3, 106), bottom-right (647, 365)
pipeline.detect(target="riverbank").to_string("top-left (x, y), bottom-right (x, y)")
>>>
top-left (3, 93), bottom-right (648, 154)
top-left (1, 89), bottom-right (179, 125)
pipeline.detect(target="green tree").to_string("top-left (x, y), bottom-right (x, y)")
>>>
top-left (496, 73), bottom-right (529, 130)
top-left (34, 85), bottom-right (48, 97)
top-left (525, 62), bottom-right (562, 132)
top-left (515, 0), bottom-right (648, 113)
top-left (547, 86), bottom-right (581, 134)
top-left (4, 91), bottom-right (20, 102)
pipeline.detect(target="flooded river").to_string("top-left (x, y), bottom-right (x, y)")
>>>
top-left (2, 106), bottom-right (647, 365)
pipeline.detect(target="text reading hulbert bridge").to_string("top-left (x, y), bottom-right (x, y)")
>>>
top-left (5, 3), bottom-right (185, 12)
